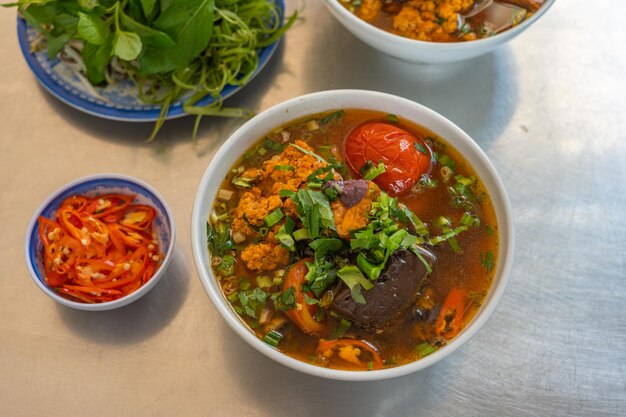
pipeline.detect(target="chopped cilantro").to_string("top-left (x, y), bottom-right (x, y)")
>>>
top-left (480, 251), bottom-right (495, 272)
top-left (415, 343), bottom-right (437, 357)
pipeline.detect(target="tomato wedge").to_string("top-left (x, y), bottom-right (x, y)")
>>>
top-left (344, 122), bottom-right (432, 196)
top-left (435, 288), bottom-right (468, 339)
top-left (281, 259), bottom-right (326, 335)
top-left (316, 338), bottom-right (384, 370)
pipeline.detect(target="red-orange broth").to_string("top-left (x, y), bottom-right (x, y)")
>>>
top-left (207, 109), bottom-right (498, 370)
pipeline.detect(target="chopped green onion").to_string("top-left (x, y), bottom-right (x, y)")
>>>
top-left (320, 110), bottom-right (345, 124)
top-left (279, 189), bottom-right (296, 199)
top-left (448, 237), bottom-right (463, 254)
top-left (309, 238), bottom-right (344, 258)
top-left (480, 250), bottom-right (495, 272)
top-left (308, 203), bottom-right (321, 239)
top-left (263, 138), bottom-right (286, 151)
top-left (256, 276), bottom-right (272, 289)
top-left (438, 154), bottom-right (455, 171)
top-left (303, 293), bottom-right (321, 305)
top-left (387, 114), bottom-right (399, 123)
top-left (293, 228), bottom-right (310, 241)
top-left (276, 217), bottom-right (296, 251)
top-left (415, 343), bottom-right (437, 357)
top-left (429, 225), bottom-right (469, 245)
top-left (263, 330), bottom-right (283, 348)
top-left (331, 318), bottom-right (352, 339)
top-left (232, 176), bottom-right (254, 188)
top-left (289, 144), bottom-right (328, 164)
top-left (273, 165), bottom-right (295, 172)
top-left (274, 286), bottom-right (297, 311)
top-left (216, 255), bottom-right (236, 277)
top-left (360, 160), bottom-right (386, 181)
top-left (356, 254), bottom-right (384, 281)
top-left (337, 265), bottom-right (374, 305)
top-left (414, 142), bottom-right (428, 155)
top-left (264, 208), bottom-right (284, 228)
top-left (410, 245), bottom-right (433, 274)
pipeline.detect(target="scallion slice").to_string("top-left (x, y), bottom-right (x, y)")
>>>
top-left (360, 160), bottom-right (386, 181)
top-left (331, 318), bottom-right (352, 339)
top-left (293, 228), bottom-right (310, 241)
top-left (273, 164), bottom-right (295, 172)
top-left (263, 329), bottom-right (283, 348)
top-left (264, 208), bottom-right (284, 228)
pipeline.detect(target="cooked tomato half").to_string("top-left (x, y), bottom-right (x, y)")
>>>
top-left (344, 122), bottom-right (432, 196)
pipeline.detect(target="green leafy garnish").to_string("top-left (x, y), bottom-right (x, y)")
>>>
top-left (289, 144), bottom-right (329, 164)
top-left (480, 251), bottom-right (495, 272)
top-left (216, 255), bottom-right (235, 277)
top-left (415, 343), bottom-right (437, 357)
top-left (275, 217), bottom-right (296, 251)
top-left (414, 142), bottom-right (428, 155)
top-left (207, 221), bottom-right (234, 257)
top-left (337, 266), bottom-right (374, 305)
top-left (237, 287), bottom-right (268, 319)
top-left (264, 208), bottom-right (284, 228)
top-left (9, 0), bottom-right (298, 140)
top-left (273, 286), bottom-right (296, 311)
top-left (360, 160), bottom-right (386, 181)
top-left (262, 329), bottom-right (283, 348)
top-left (320, 110), bottom-right (345, 124)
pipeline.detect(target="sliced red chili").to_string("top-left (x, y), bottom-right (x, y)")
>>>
top-left (92, 194), bottom-right (135, 220)
top-left (37, 193), bottom-right (162, 303)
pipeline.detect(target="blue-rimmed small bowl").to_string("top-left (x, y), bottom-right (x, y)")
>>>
top-left (25, 174), bottom-right (176, 311)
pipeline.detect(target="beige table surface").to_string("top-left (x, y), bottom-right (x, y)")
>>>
top-left (1, 1), bottom-right (625, 416)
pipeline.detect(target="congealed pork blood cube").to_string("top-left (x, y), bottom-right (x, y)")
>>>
top-left (331, 248), bottom-right (435, 332)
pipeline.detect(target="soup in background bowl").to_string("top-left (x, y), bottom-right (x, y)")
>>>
top-left (191, 90), bottom-right (514, 381)
top-left (324, 0), bottom-right (555, 63)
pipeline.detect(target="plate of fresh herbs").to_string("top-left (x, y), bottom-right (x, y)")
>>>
top-left (9, 0), bottom-right (296, 139)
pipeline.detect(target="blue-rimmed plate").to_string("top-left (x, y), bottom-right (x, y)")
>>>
top-left (16, 0), bottom-right (284, 122)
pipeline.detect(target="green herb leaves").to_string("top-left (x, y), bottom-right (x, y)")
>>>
top-left (291, 189), bottom-right (336, 239)
top-left (337, 266), bottom-right (373, 305)
top-left (139, 0), bottom-right (215, 74)
top-left (77, 12), bottom-right (109, 45)
top-left (11, 0), bottom-right (296, 140)
top-left (207, 221), bottom-right (234, 257)
top-left (480, 251), bottom-right (495, 272)
top-left (113, 30), bottom-right (142, 60)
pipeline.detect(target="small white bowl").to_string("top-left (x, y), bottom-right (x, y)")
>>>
top-left (323, 0), bottom-right (555, 64)
top-left (25, 174), bottom-right (176, 311)
top-left (191, 90), bottom-right (514, 381)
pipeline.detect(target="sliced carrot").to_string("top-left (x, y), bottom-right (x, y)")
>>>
top-left (435, 288), bottom-right (468, 339)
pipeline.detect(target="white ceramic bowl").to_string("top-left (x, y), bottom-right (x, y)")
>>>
top-left (25, 174), bottom-right (176, 311)
top-left (191, 90), bottom-right (514, 381)
top-left (323, 0), bottom-right (555, 64)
